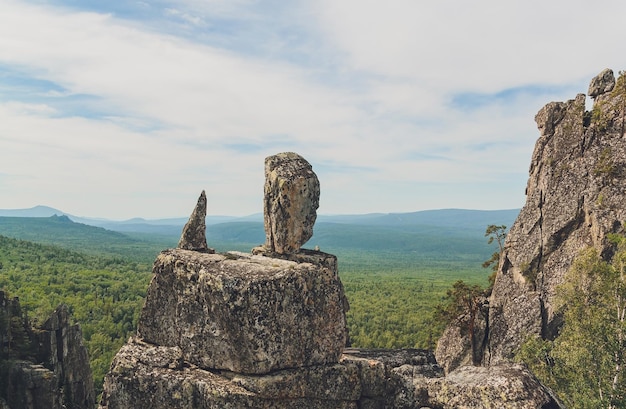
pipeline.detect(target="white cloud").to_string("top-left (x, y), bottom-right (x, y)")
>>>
top-left (0, 0), bottom-right (624, 218)
top-left (312, 0), bottom-right (626, 91)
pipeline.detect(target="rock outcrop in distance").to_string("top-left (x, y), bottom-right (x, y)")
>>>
top-left (437, 69), bottom-right (626, 370)
top-left (99, 152), bottom-right (562, 408)
top-left (0, 291), bottom-right (95, 409)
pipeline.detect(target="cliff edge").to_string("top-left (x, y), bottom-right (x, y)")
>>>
top-left (436, 69), bottom-right (626, 370)
top-left (486, 69), bottom-right (626, 365)
top-left (0, 291), bottom-right (95, 409)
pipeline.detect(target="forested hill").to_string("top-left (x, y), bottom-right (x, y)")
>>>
top-left (0, 209), bottom-right (518, 265)
top-left (0, 215), bottom-right (169, 261)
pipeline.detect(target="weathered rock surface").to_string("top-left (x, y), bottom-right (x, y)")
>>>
top-left (0, 292), bottom-right (95, 409)
top-left (479, 69), bottom-right (626, 365)
top-left (588, 68), bottom-right (615, 98)
top-left (435, 300), bottom-right (489, 374)
top-left (100, 340), bottom-right (562, 409)
top-left (178, 190), bottom-right (214, 253)
top-left (425, 364), bottom-right (562, 409)
top-left (37, 305), bottom-right (95, 408)
top-left (102, 142), bottom-right (566, 407)
top-left (262, 152), bottom-right (320, 254)
top-left (137, 248), bottom-right (347, 374)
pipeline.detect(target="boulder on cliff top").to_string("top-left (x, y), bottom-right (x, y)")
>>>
top-left (137, 248), bottom-right (347, 374)
top-left (177, 190), bottom-right (214, 253)
top-left (588, 68), bottom-right (615, 98)
top-left (262, 152), bottom-right (320, 254)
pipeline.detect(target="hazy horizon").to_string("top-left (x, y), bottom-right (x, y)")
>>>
top-left (0, 203), bottom-right (521, 222)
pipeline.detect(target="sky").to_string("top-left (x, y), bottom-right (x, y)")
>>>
top-left (1, 0), bottom-right (625, 220)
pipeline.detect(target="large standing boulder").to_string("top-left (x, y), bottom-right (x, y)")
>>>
top-left (137, 248), bottom-right (347, 374)
top-left (262, 152), bottom-right (320, 254)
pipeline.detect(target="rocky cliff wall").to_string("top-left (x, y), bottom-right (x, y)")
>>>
top-left (437, 69), bottom-right (626, 371)
top-left (0, 292), bottom-right (95, 409)
top-left (485, 69), bottom-right (626, 365)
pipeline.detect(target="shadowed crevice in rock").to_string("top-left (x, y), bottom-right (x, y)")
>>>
top-left (0, 292), bottom-right (95, 409)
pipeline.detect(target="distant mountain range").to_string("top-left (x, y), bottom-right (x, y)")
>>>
top-left (0, 205), bottom-right (518, 231)
top-left (0, 205), bottom-right (519, 263)
top-left (0, 205), bottom-right (239, 227)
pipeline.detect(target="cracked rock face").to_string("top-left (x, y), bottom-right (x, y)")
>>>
top-left (263, 152), bottom-right (320, 254)
top-left (0, 293), bottom-right (95, 409)
top-left (484, 69), bottom-right (626, 364)
top-left (99, 340), bottom-right (562, 409)
top-left (137, 249), bottom-right (347, 374)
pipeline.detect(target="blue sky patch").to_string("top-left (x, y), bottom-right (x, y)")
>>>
top-left (450, 83), bottom-right (577, 111)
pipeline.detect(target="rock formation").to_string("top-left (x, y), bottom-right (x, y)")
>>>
top-left (178, 190), bottom-right (214, 253)
top-left (260, 152), bottom-right (320, 254)
top-left (137, 249), bottom-right (347, 373)
top-left (435, 299), bottom-right (489, 373)
top-left (437, 69), bottom-right (626, 370)
top-left (588, 68), bottom-right (615, 98)
top-left (100, 339), bottom-right (560, 409)
top-left (100, 152), bottom-right (563, 408)
top-left (0, 292), bottom-right (95, 409)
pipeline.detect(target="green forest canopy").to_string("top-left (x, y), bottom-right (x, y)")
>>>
top-left (0, 215), bottom-right (504, 398)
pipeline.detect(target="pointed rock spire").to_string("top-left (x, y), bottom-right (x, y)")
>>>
top-left (178, 190), bottom-right (214, 253)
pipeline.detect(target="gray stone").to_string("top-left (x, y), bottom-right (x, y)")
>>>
top-left (435, 299), bottom-right (488, 374)
top-left (0, 292), bottom-right (95, 409)
top-left (39, 305), bottom-right (95, 409)
top-left (100, 336), bottom-right (562, 409)
top-left (262, 152), bottom-right (320, 254)
top-left (137, 248), bottom-right (347, 374)
top-left (588, 68), bottom-right (615, 98)
top-left (227, 362), bottom-right (361, 401)
top-left (424, 365), bottom-right (563, 409)
top-left (178, 190), bottom-right (214, 253)
top-left (4, 362), bottom-right (60, 409)
top-left (99, 338), bottom-right (358, 409)
top-left (484, 70), bottom-right (626, 365)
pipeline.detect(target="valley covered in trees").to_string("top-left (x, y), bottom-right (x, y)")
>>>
top-left (0, 213), bottom-right (504, 398)
top-left (2, 214), bottom-right (622, 406)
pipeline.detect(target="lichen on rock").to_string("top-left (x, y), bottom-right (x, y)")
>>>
top-left (262, 152), bottom-right (320, 254)
top-left (137, 248), bottom-right (347, 374)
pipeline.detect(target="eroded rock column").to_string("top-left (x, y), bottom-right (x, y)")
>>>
top-left (262, 152), bottom-right (320, 254)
